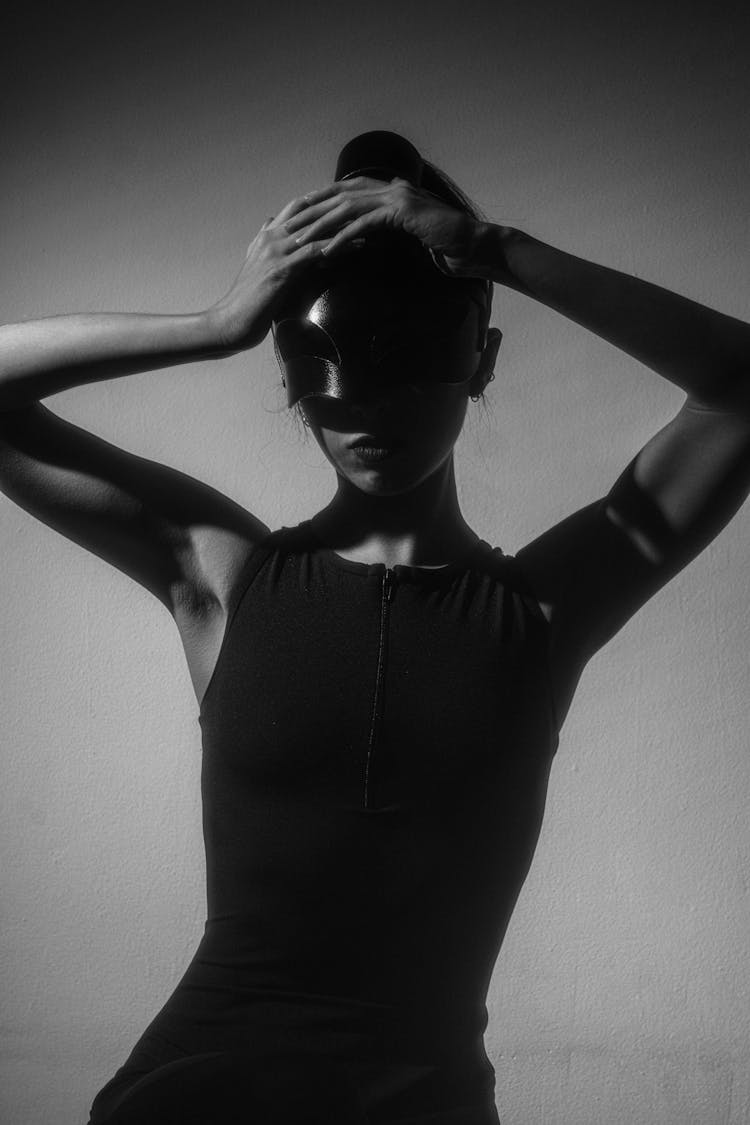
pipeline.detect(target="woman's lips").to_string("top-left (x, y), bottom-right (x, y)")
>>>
top-left (347, 433), bottom-right (406, 463)
top-left (350, 444), bottom-right (403, 462)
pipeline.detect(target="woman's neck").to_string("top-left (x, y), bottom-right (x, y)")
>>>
top-left (309, 456), bottom-right (481, 568)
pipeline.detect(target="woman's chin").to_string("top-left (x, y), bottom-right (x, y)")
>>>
top-left (344, 458), bottom-right (442, 498)
top-left (338, 459), bottom-right (412, 494)
top-left (350, 472), bottom-right (410, 496)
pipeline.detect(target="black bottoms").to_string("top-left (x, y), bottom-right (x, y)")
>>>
top-left (96, 1049), bottom-right (368, 1124)
top-left (88, 944), bottom-right (501, 1125)
top-left (88, 1039), bottom-right (501, 1125)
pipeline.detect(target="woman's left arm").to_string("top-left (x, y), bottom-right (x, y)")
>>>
top-left (483, 224), bottom-right (750, 410)
top-left (482, 226), bottom-right (750, 726)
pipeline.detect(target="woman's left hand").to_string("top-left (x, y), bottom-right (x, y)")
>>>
top-left (283, 175), bottom-right (492, 279)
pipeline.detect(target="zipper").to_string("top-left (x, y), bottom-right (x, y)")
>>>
top-left (363, 567), bottom-right (394, 808)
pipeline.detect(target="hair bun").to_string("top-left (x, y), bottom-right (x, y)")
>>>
top-left (334, 130), bottom-right (424, 186)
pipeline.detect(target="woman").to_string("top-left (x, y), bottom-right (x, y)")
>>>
top-left (1, 130), bottom-right (748, 1124)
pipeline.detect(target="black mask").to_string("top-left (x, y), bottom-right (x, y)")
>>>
top-left (272, 131), bottom-right (491, 408)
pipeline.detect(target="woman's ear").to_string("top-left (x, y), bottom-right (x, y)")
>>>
top-left (472, 328), bottom-right (502, 394)
top-left (485, 327), bottom-right (503, 362)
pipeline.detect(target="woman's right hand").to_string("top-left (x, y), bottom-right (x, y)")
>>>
top-left (207, 194), bottom-right (359, 353)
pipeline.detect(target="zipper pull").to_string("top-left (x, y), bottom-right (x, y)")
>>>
top-left (384, 567), bottom-right (394, 603)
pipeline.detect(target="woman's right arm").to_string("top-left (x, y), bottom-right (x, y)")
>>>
top-left (0, 309), bottom-right (225, 412)
top-left (0, 194), bottom-right (344, 614)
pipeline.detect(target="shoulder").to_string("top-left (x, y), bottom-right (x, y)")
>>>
top-left (484, 545), bottom-right (554, 626)
top-left (174, 514), bottom-right (274, 616)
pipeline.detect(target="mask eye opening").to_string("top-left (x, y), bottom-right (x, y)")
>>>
top-left (274, 320), bottom-right (341, 364)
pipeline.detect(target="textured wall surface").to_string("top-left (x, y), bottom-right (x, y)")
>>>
top-left (2, 2), bottom-right (749, 1122)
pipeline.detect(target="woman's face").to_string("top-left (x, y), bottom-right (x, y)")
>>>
top-left (279, 278), bottom-right (491, 496)
top-left (301, 377), bottom-right (473, 497)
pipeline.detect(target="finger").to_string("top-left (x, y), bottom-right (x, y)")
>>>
top-left (283, 193), bottom-right (349, 235)
top-left (293, 199), bottom-right (369, 245)
top-left (329, 175), bottom-right (387, 189)
top-left (314, 240), bottom-right (368, 266)
top-left (322, 237), bottom-right (368, 257)
top-left (281, 182), bottom-right (348, 232)
top-left (271, 194), bottom-right (317, 227)
top-left (300, 183), bottom-right (342, 205)
top-left (302, 176), bottom-right (385, 201)
top-left (288, 235), bottom-right (366, 267)
top-left (321, 213), bottom-right (381, 255)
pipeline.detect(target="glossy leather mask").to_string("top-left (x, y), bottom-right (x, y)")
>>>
top-left (274, 276), bottom-right (487, 408)
top-left (272, 130), bottom-right (491, 408)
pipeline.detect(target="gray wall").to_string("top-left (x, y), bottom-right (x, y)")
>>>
top-left (2, 2), bottom-right (749, 1122)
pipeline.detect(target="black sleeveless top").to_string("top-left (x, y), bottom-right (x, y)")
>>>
top-left (196, 520), bottom-right (559, 1042)
top-left (88, 520), bottom-right (560, 1123)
